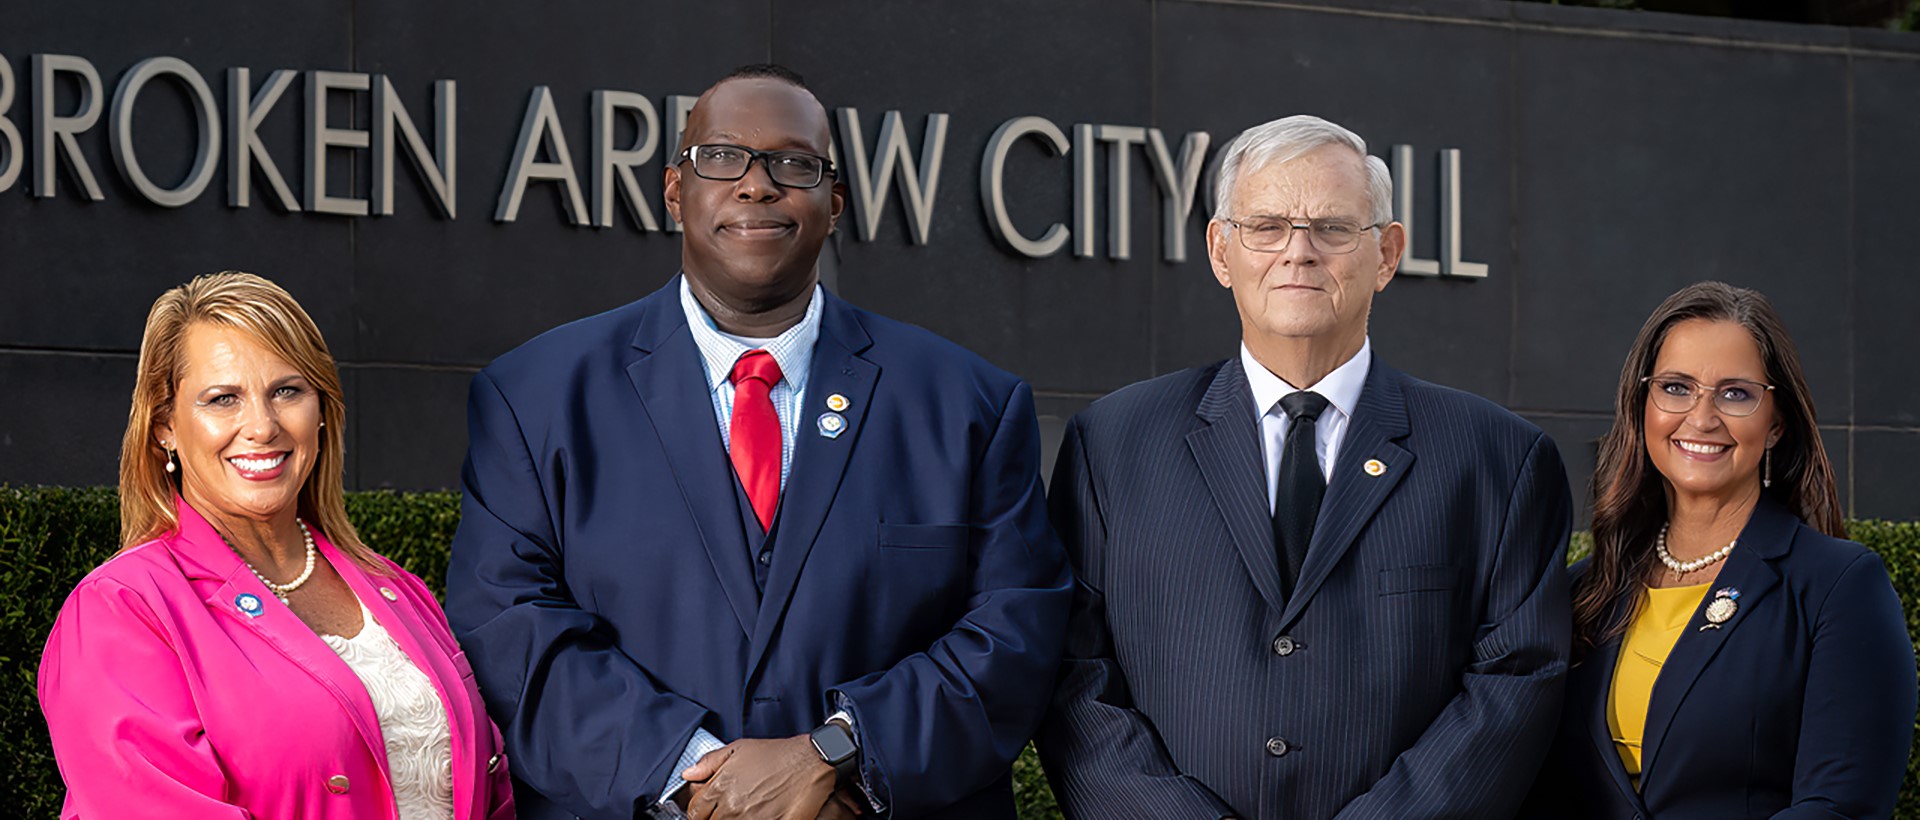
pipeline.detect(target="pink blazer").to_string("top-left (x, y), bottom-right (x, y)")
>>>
top-left (38, 498), bottom-right (515, 819)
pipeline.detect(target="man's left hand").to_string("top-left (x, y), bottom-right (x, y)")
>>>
top-left (682, 736), bottom-right (838, 820)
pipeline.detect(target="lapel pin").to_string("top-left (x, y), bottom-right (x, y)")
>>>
top-left (380, 587), bottom-right (399, 602)
top-left (1363, 458), bottom-right (1386, 477)
top-left (818, 411), bottom-right (847, 439)
top-left (235, 592), bottom-right (265, 618)
top-left (826, 393), bottom-right (850, 412)
top-left (1699, 586), bottom-right (1740, 631)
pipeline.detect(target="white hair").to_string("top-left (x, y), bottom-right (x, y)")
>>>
top-left (1210, 115), bottom-right (1393, 227)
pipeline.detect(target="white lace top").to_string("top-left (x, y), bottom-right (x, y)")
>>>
top-left (322, 599), bottom-right (455, 820)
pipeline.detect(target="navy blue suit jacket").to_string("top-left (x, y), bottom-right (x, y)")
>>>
top-left (444, 278), bottom-right (1072, 819)
top-left (1524, 497), bottom-right (1916, 819)
top-left (1038, 355), bottom-right (1574, 819)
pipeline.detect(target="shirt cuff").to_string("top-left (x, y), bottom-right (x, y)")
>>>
top-left (829, 693), bottom-right (889, 814)
top-left (657, 727), bottom-right (726, 805)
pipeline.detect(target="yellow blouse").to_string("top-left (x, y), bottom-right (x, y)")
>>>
top-left (1606, 582), bottom-right (1710, 785)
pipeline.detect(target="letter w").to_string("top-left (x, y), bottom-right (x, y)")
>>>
top-left (836, 108), bottom-right (948, 245)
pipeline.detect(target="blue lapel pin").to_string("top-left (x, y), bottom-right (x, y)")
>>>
top-left (235, 592), bottom-right (266, 618)
top-left (817, 411), bottom-right (847, 439)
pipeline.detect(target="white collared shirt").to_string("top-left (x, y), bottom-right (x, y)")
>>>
top-left (1241, 338), bottom-right (1372, 512)
top-left (678, 276), bottom-right (822, 489)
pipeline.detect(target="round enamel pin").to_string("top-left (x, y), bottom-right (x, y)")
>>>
top-left (818, 412), bottom-right (847, 439)
top-left (235, 593), bottom-right (265, 618)
top-left (826, 393), bottom-right (850, 412)
top-left (1363, 459), bottom-right (1386, 477)
top-left (1700, 586), bottom-right (1740, 630)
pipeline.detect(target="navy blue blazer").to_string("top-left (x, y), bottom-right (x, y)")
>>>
top-left (444, 278), bottom-right (1073, 819)
top-left (1525, 497), bottom-right (1916, 819)
top-left (1037, 355), bottom-right (1574, 819)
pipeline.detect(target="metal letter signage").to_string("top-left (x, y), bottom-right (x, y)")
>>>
top-left (227, 68), bottom-right (300, 211)
top-left (305, 70), bottom-right (372, 216)
top-left (592, 90), bottom-right (660, 231)
top-left (495, 85), bottom-right (589, 225)
top-left (1144, 128), bottom-right (1210, 263)
top-left (0, 55), bottom-right (20, 193)
top-left (980, 115), bottom-right (1071, 258)
top-left (1391, 145), bottom-right (1488, 278)
top-left (837, 108), bottom-right (948, 245)
top-left (32, 54), bottom-right (104, 200)
top-left (372, 77), bottom-right (456, 219)
top-left (0, 50), bottom-right (1485, 282)
top-left (109, 57), bottom-right (222, 208)
top-left (0, 54), bottom-right (21, 193)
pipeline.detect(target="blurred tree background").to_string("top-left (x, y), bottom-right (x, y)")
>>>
top-left (1516, 0), bottom-right (1920, 30)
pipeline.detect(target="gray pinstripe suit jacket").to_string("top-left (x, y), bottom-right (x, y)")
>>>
top-left (1037, 354), bottom-right (1574, 819)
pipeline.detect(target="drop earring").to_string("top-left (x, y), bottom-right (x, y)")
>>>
top-left (1763, 446), bottom-right (1772, 489)
top-left (164, 445), bottom-right (177, 473)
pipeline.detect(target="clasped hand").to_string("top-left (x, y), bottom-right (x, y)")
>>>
top-left (679, 735), bottom-right (864, 820)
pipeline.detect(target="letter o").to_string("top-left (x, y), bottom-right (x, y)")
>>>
top-left (110, 57), bottom-right (222, 208)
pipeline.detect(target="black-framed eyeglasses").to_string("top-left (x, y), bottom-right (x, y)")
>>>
top-left (1223, 216), bottom-right (1383, 254)
top-left (1640, 375), bottom-right (1776, 417)
top-left (677, 143), bottom-right (835, 189)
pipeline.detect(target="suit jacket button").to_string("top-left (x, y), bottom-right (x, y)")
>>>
top-left (1265, 737), bottom-right (1290, 757)
top-left (326, 774), bottom-right (350, 793)
top-left (488, 754), bottom-right (502, 773)
top-left (758, 551), bottom-right (772, 566)
top-left (1272, 635), bottom-right (1297, 656)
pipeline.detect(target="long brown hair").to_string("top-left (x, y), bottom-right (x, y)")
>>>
top-left (119, 271), bottom-right (383, 571)
top-left (1572, 281), bottom-right (1842, 656)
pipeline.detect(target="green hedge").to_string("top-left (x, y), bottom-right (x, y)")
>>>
top-left (2, 486), bottom-right (1915, 817)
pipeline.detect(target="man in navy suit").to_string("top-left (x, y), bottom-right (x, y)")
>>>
top-left (445, 64), bottom-right (1071, 820)
top-left (1037, 115), bottom-right (1574, 819)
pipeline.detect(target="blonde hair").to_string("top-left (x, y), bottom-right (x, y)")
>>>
top-left (119, 271), bottom-right (382, 571)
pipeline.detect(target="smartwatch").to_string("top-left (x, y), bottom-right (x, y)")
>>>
top-left (808, 720), bottom-right (860, 783)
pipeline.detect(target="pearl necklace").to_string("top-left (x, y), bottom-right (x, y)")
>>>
top-left (1655, 522), bottom-right (1737, 574)
top-left (227, 519), bottom-right (318, 602)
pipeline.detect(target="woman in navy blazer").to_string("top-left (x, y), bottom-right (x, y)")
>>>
top-left (1527, 281), bottom-right (1915, 819)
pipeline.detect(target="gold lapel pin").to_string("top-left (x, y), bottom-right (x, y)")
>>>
top-left (826, 393), bottom-right (850, 412)
top-left (1699, 587), bottom-right (1740, 631)
top-left (1363, 458), bottom-right (1386, 477)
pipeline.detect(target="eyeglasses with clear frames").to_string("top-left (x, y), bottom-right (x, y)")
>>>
top-left (677, 144), bottom-right (836, 189)
top-left (1224, 216), bottom-right (1383, 254)
top-left (1641, 375), bottom-right (1775, 417)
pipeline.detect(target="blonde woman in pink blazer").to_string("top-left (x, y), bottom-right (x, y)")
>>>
top-left (38, 272), bottom-right (514, 820)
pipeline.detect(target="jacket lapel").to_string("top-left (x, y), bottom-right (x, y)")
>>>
top-left (1636, 497), bottom-right (1792, 790)
top-left (1578, 609), bottom-right (1650, 813)
top-left (747, 291), bottom-right (877, 681)
top-left (1281, 358), bottom-right (1413, 627)
top-left (624, 276), bottom-right (759, 637)
top-left (1185, 358), bottom-right (1289, 613)
top-left (170, 500), bottom-right (389, 774)
top-left (326, 536), bottom-right (480, 816)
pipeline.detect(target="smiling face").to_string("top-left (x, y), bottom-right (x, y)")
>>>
top-left (1206, 143), bottom-right (1404, 356)
top-left (1643, 318), bottom-right (1782, 506)
top-left (664, 77), bottom-right (846, 313)
top-left (156, 322), bottom-right (322, 531)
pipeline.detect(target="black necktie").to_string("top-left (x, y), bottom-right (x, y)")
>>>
top-left (1275, 391), bottom-right (1330, 598)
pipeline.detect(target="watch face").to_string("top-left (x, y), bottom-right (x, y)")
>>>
top-left (811, 723), bottom-right (858, 765)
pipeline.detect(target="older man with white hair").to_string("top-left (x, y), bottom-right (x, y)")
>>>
top-left (1036, 115), bottom-right (1573, 819)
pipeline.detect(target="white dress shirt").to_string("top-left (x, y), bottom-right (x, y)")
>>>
top-left (1240, 338), bottom-right (1373, 513)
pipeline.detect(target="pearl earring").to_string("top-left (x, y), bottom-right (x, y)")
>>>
top-left (164, 446), bottom-right (176, 473)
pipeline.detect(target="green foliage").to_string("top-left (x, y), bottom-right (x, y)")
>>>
top-left (1852, 519), bottom-right (1920, 820)
top-left (0, 486), bottom-right (118, 818)
top-left (4, 486), bottom-right (1917, 818)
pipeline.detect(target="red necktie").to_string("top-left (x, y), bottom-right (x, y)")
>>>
top-left (728, 349), bottom-right (784, 532)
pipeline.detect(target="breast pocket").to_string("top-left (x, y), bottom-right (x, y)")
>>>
top-left (878, 523), bottom-right (969, 551)
top-left (1377, 564), bottom-right (1458, 596)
